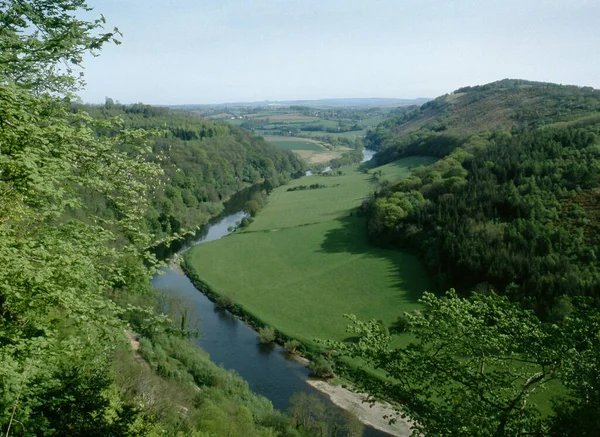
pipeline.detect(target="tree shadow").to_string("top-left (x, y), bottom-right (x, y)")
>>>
top-left (257, 342), bottom-right (275, 355)
top-left (319, 215), bottom-right (428, 306)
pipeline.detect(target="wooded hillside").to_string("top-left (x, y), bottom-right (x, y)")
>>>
top-left (365, 80), bottom-right (600, 314)
top-left (74, 101), bottom-right (305, 240)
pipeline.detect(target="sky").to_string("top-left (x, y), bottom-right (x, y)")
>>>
top-left (79, 0), bottom-right (600, 105)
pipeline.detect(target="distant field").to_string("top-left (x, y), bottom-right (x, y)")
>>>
top-left (270, 141), bottom-right (324, 151)
top-left (185, 157), bottom-right (437, 345)
top-left (205, 113), bottom-right (234, 119)
top-left (264, 136), bottom-right (325, 152)
top-left (251, 115), bottom-right (319, 121)
top-left (264, 135), bottom-right (342, 163)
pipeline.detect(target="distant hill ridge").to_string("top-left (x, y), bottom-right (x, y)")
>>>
top-left (364, 78), bottom-right (600, 312)
top-left (366, 79), bottom-right (600, 153)
top-left (170, 97), bottom-right (431, 110)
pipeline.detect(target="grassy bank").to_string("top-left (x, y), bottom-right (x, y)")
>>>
top-left (184, 156), bottom-right (436, 346)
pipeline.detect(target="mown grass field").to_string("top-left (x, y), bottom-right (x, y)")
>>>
top-left (264, 135), bottom-right (351, 164)
top-left (266, 139), bottom-right (325, 152)
top-left (185, 157), bottom-right (437, 345)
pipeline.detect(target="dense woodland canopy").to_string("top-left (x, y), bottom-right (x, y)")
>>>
top-left (333, 80), bottom-right (600, 436)
top-left (73, 100), bottom-right (304, 239)
top-left (364, 80), bottom-right (600, 313)
top-left (0, 2), bottom-right (330, 436)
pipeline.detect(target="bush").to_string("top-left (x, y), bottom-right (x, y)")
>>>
top-left (308, 356), bottom-right (334, 378)
top-left (245, 200), bottom-right (261, 217)
top-left (215, 294), bottom-right (234, 310)
top-left (238, 216), bottom-right (254, 228)
top-left (284, 340), bottom-right (300, 354)
top-left (390, 314), bottom-right (410, 334)
top-left (258, 326), bottom-right (276, 344)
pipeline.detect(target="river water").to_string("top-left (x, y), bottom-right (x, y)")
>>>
top-left (151, 149), bottom-right (391, 437)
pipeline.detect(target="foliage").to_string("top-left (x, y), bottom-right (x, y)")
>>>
top-left (75, 101), bottom-right (305, 240)
top-left (284, 340), bottom-right (301, 354)
top-left (0, 1), bottom-right (308, 435)
top-left (365, 79), bottom-right (600, 157)
top-left (246, 200), bottom-right (262, 216)
top-left (308, 357), bottom-right (334, 379)
top-left (288, 392), bottom-right (364, 437)
top-left (329, 291), bottom-right (600, 436)
top-left (258, 327), bottom-right (276, 344)
top-left (0, 45), bottom-right (161, 436)
top-left (367, 125), bottom-right (600, 314)
top-left (215, 294), bottom-right (235, 310)
top-left (287, 183), bottom-right (328, 192)
top-left (0, 0), bottom-right (121, 93)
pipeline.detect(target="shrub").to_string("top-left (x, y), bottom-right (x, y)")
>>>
top-left (258, 326), bottom-right (276, 344)
top-left (215, 294), bottom-right (234, 310)
top-left (308, 356), bottom-right (334, 378)
top-left (284, 340), bottom-right (300, 354)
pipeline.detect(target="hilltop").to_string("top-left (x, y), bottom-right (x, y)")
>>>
top-left (171, 97), bottom-right (431, 110)
top-left (366, 79), bottom-right (600, 160)
top-left (363, 79), bottom-right (600, 312)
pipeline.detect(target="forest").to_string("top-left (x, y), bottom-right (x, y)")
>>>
top-left (364, 80), bottom-right (600, 314)
top-left (333, 80), bottom-right (600, 436)
top-left (4, 1), bottom-right (600, 436)
top-left (0, 2), bottom-right (347, 436)
top-left (73, 100), bottom-right (305, 240)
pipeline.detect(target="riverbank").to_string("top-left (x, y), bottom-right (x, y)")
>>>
top-left (183, 157), bottom-right (435, 346)
top-left (308, 379), bottom-right (413, 437)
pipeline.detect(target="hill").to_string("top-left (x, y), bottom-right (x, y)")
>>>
top-left (362, 79), bottom-right (600, 314)
top-left (366, 79), bottom-right (600, 162)
top-left (171, 97), bottom-right (431, 110)
top-left (74, 101), bottom-right (305, 241)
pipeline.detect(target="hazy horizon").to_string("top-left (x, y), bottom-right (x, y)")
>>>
top-left (79, 0), bottom-right (600, 105)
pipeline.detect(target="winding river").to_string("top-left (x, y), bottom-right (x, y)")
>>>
top-left (151, 149), bottom-right (392, 437)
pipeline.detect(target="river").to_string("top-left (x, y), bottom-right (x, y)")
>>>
top-left (151, 148), bottom-right (392, 437)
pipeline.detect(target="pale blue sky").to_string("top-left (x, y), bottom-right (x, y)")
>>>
top-left (79, 0), bottom-right (600, 105)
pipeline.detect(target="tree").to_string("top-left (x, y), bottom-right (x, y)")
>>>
top-left (328, 291), bottom-right (571, 436)
top-left (308, 356), bottom-right (334, 379)
top-left (258, 327), bottom-right (276, 344)
top-left (288, 392), bottom-right (364, 436)
top-left (245, 200), bottom-right (261, 217)
top-left (0, 0), bottom-right (121, 93)
top-left (0, 1), bottom-right (162, 432)
top-left (284, 340), bottom-right (301, 354)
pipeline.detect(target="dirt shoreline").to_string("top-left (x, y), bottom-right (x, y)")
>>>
top-left (306, 379), bottom-right (413, 437)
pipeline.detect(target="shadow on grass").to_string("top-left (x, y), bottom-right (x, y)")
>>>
top-left (319, 215), bottom-right (428, 306)
top-left (357, 160), bottom-right (377, 172)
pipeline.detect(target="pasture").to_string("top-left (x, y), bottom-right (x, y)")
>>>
top-left (185, 157), bottom-right (437, 345)
top-left (264, 135), bottom-right (352, 164)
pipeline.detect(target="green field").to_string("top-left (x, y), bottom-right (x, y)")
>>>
top-left (268, 140), bottom-right (324, 151)
top-left (185, 157), bottom-right (437, 345)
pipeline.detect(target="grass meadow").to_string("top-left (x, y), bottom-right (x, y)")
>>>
top-left (265, 138), bottom-right (325, 152)
top-left (185, 157), bottom-right (437, 345)
top-left (264, 135), bottom-right (351, 164)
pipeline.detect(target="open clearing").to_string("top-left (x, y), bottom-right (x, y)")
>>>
top-left (185, 157), bottom-right (437, 345)
top-left (250, 114), bottom-right (319, 121)
top-left (296, 150), bottom-right (341, 164)
top-left (264, 135), bottom-right (352, 164)
top-left (267, 140), bottom-right (324, 152)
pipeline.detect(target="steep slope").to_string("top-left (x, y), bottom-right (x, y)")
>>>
top-left (74, 102), bottom-right (305, 240)
top-left (366, 79), bottom-right (600, 163)
top-left (363, 80), bottom-right (600, 315)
